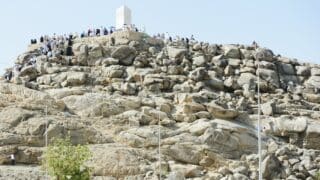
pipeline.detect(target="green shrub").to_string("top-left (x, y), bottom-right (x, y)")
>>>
top-left (316, 171), bottom-right (320, 180)
top-left (42, 137), bottom-right (92, 180)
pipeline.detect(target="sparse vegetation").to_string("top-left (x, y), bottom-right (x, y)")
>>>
top-left (316, 171), bottom-right (320, 180)
top-left (42, 137), bottom-right (92, 180)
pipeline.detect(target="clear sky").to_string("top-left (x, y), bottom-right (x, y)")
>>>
top-left (0, 0), bottom-right (319, 74)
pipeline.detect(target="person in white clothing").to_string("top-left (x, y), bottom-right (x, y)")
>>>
top-left (10, 154), bottom-right (15, 165)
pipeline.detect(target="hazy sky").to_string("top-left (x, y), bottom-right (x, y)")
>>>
top-left (0, 0), bottom-right (319, 74)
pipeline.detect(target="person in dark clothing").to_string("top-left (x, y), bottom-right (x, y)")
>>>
top-left (135, 28), bottom-right (139, 32)
top-left (110, 29), bottom-right (113, 34)
top-left (111, 37), bottom-right (115, 46)
top-left (96, 29), bottom-right (100, 36)
top-left (4, 71), bottom-right (12, 81)
top-left (186, 38), bottom-right (190, 49)
top-left (47, 43), bottom-right (52, 52)
top-left (81, 32), bottom-right (85, 38)
top-left (252, 41), bottom-right (258, 49)
top-left (40, 36), bottom-right (44, 43)
top-left (169, 37), bottom-right (172, 42)
top-left (68, 39), bottom-right (73, 46)
top-left (66, 46), bottom-right (73, 56)
top-left (103, 28), bottom-right (109, 35)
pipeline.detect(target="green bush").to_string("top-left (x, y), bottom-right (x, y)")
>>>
top-left (42, 137), bottom-right (92, 180)
top-left (316, 171), bottom-right (320, 180)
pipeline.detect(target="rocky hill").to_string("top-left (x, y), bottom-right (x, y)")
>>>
top-left (0, 31), bottom-right (320, 180)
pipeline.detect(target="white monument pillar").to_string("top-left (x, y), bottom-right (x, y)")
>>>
top-left (116, 5), bottom-right (132, 30)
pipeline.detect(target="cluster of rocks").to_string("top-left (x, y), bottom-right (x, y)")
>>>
top-left (0, 31), bottom-right (320, 179)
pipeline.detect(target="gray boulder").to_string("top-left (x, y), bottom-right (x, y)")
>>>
top-left (193, 55), bottom-right (207, 67)
top-left (206, 102), bottom-right (239, 120)
top-left (255, 48), bottom-right (274, 61)
top-left (19, 66), bottom-right (38, 80)
top-left (311, 68), bottom-right (320, 76)
top-left (0, 107), bottom-right (34, 128)
top-left (262, 154), bottom-right (281, 179)
top-left (237, 73), bottom-right (257, 90)
top-left (189, 67), bottom-right (207, 81)
top-left (261, 101), bottom-right (276, 116)
top-left (223, 45), bottom-right (241, 59)
top-left (278, 63), bottom-right (296, 75)
top-left (167, 46), bottom-right (187, 60)
top-left (296, 66), bottom-right (311, 76)
top-left (257, 68), bottom-right (280, 88)
top-left (66, 72), bottom-right (87, 86)
top-left (305, 76), bottom-right (320, 87)
top-left (304, 121), bottom-right (320, 149)
top-left (111, 45), bottom-right (136, 65)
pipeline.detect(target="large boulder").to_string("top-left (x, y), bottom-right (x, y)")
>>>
top-left (16, 147), bottom-right (43, 164)
top-left (223, 45), bottom-right (241, 59)
top-left (305, 76), bottom-right (320, 88)
top-left (311, 68), bottom-right (320, 76)
top-left (88, 44), bottom-right (104, 59)
top-left (143, 74), bottom-right (172, 91)
top-left (62, 94), bottom-right (140, 117)
top-left (192, 55), bottom-right (207, 67)
top-left (262, 154), bottom-right (281, 179)
top-left (278, 63), bottom-right (296, 75)
top-left (14, 117), bottom-right (47, 136)
top-left (118, 126), bottom-right (167, 148)
top-left (0, 107), bottom-right (34, 128)
top-left (296, 66), bottom-right (310, 76)
top-left (66, 72), bottom-right (87, 86)
top-left (180, 102), bottom-right (206, 114)
top-left (200, 119), bottom-right (257, 159)
top-left (111, 45), bottom-right (136, 65)
top-left (266, 116), bottom-right (308, 136)
top-left (303, 93), bottom-right (320, 103)
top-left (255, 48), bottom-right (274, 61)
top-left (88, 144), bottom-right (148, 177)
top-left (19, 66), bottom-right (38, 80)
top-left (237, 73), bottom-right (257, 89)
top-left (102, 65), bottom-right (125, 78)
top-left (261, 101), bottom-right (276, 116)
top-left (167, 46), bottom-right (187, 60)
top-left (73, 43), bottom-right (89, 65)
top-left (304, 121), bottom-right (320, 149)
top-left (206, 102), bottom-right (239, 120)
top-left (0, 82), bottom-right (46, 100)
top-left (169, 163), bottom-right (203, 178)
top-left (256, 68), bottom-right (280, 88)
top-left (205, 78), bottom-right (224, 90)
top-left (0, 146), bottom-right (18, 164)
top-left (45, 88), bottom-right (86, 99)
top-left (189, 67), bottom-right (207, 81)
top-left (163, 143), bottom-right (203, 165)
top-left (36, 75), bottom-right (52, 85)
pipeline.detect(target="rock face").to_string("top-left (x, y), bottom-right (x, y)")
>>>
top-left (1, 31), bottom-right (320, 179)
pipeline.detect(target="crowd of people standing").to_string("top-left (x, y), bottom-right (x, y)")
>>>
top-left (3, 24), bottom-right (201, 81)
top-left (3, 25), bottom-right (141, 81)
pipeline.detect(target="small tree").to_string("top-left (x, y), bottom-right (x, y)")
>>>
top-left (42, 137), bottom-right (92, 180)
